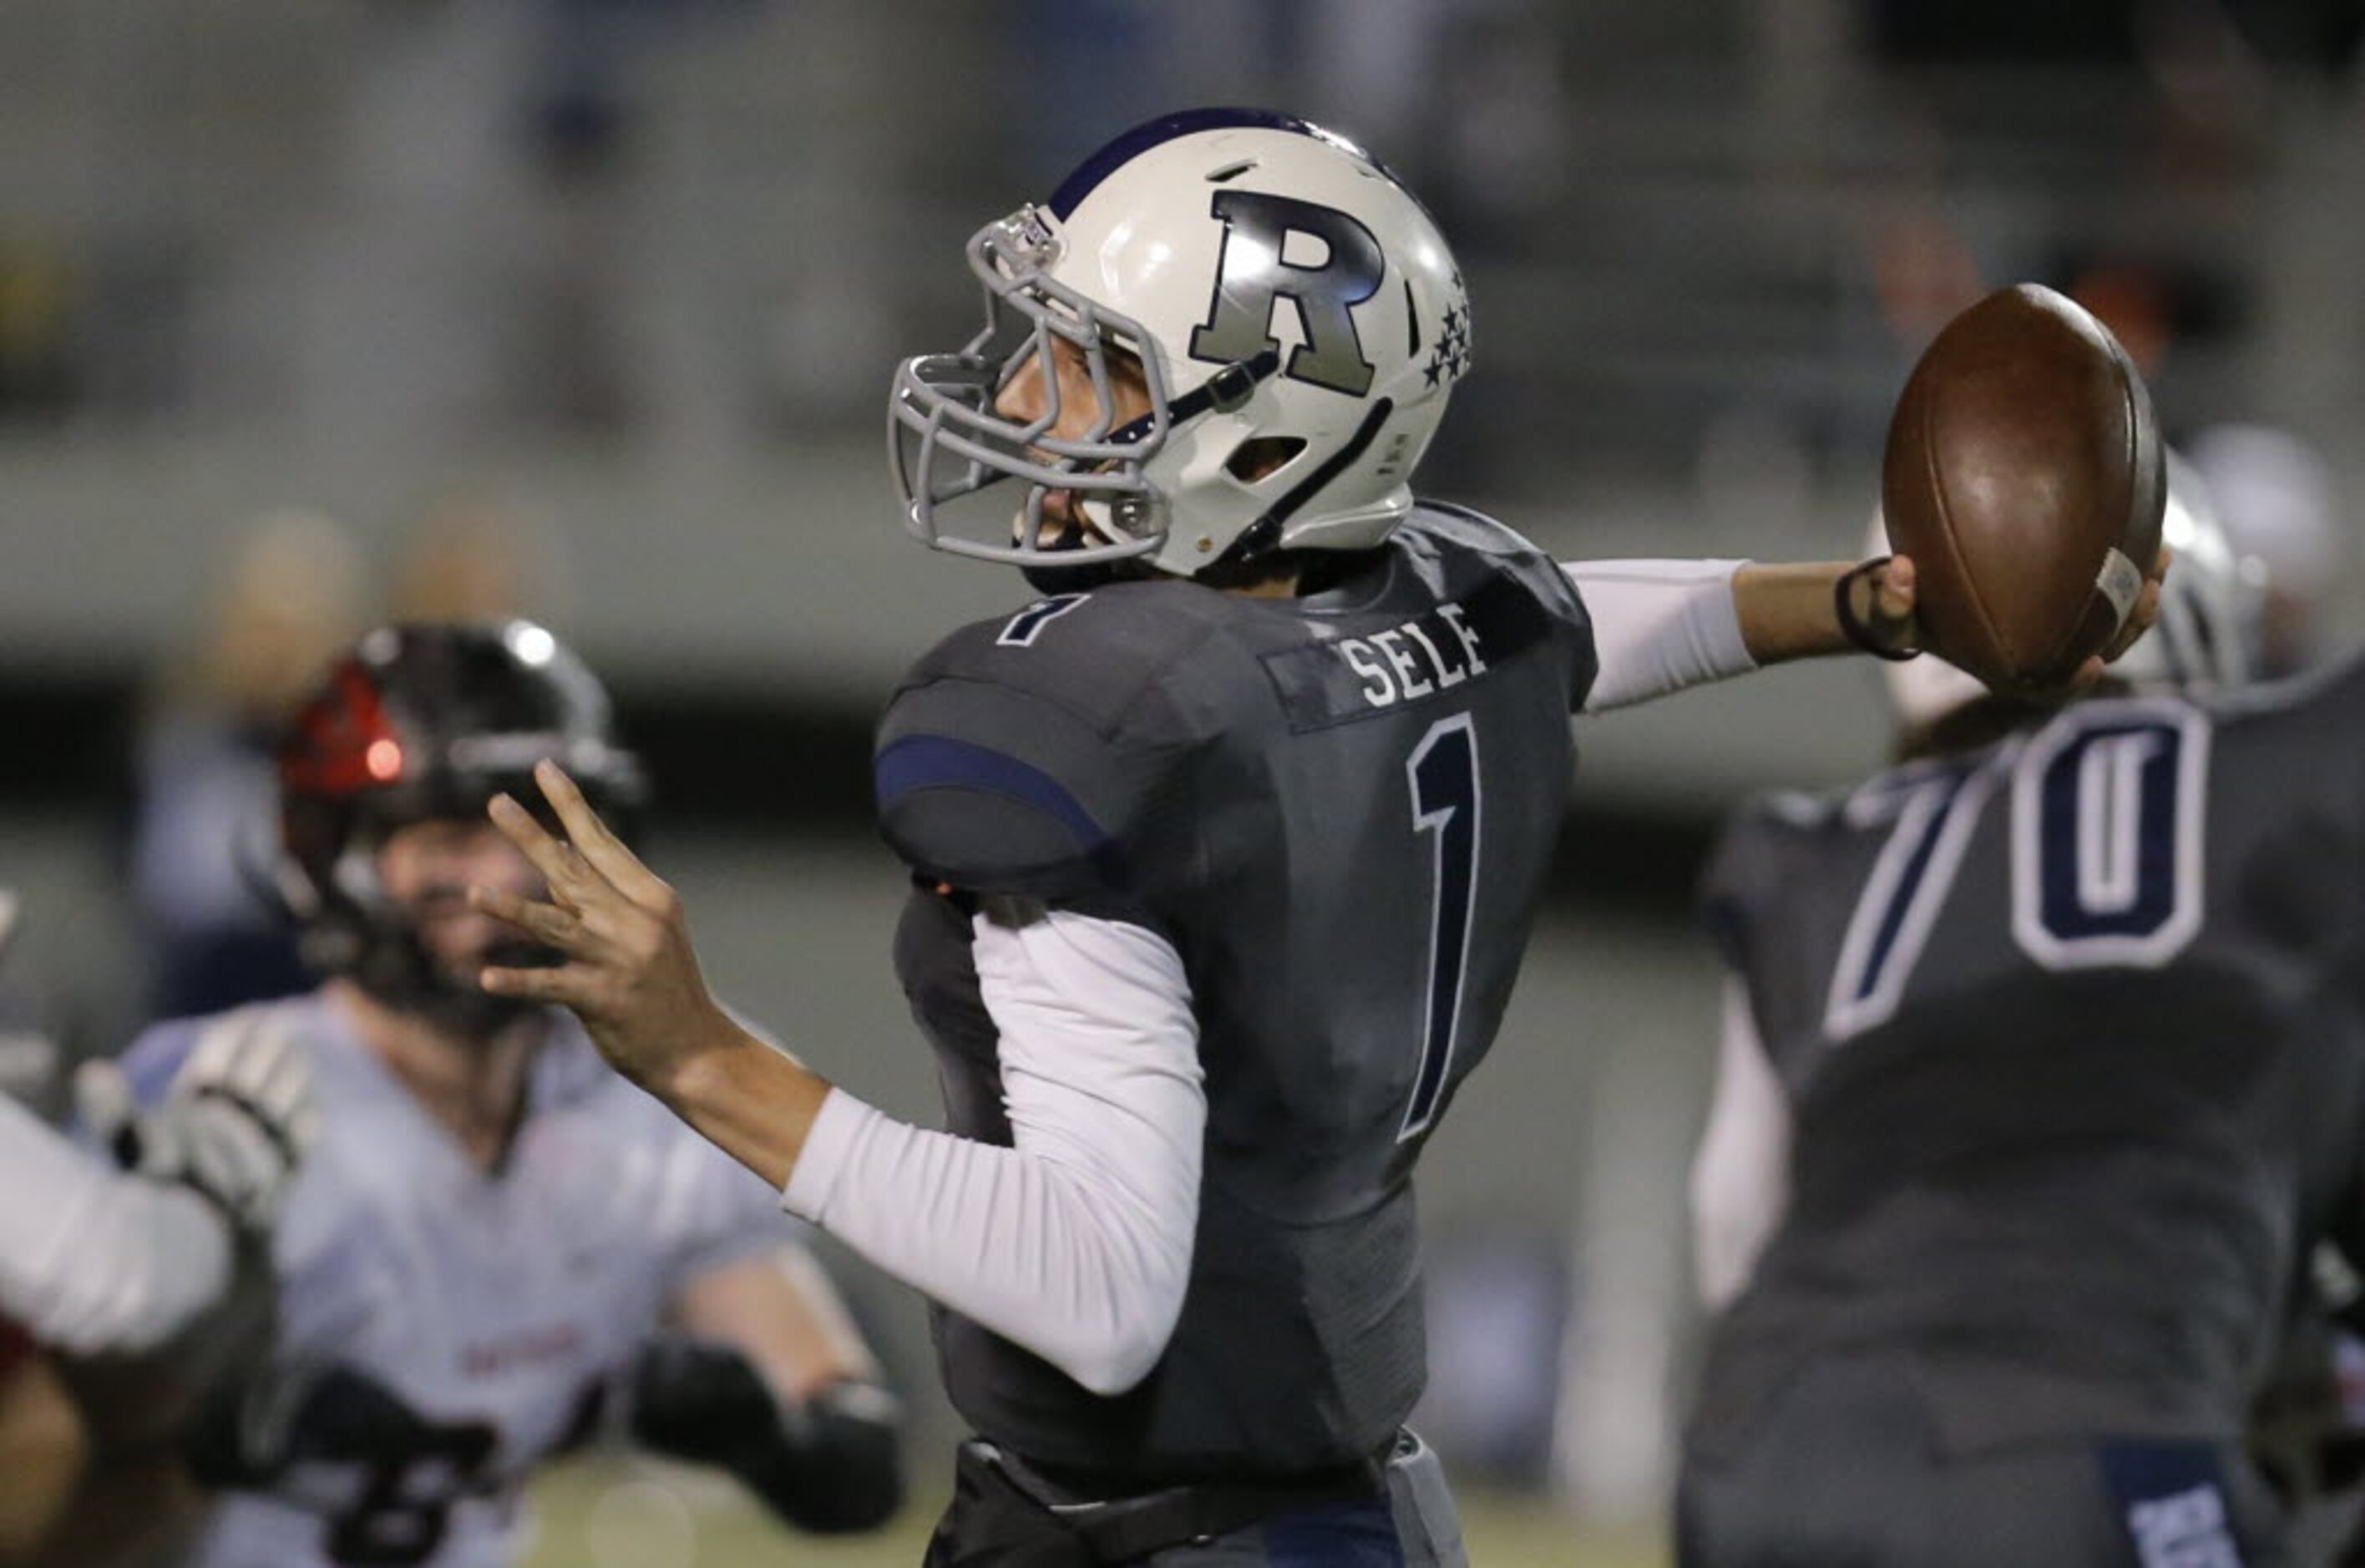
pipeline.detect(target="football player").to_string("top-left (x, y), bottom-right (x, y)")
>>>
top-left (465, 110), bottom-right (2157, 1565)
top-left (2187, 421), bottom-right (2342, 678)
top-left (0, 890), bottom-right (313, 1565)
top-left (117, 621), bottom-right (901, 1568)
top-left (1679, 475), bottom-right (2347, 1564)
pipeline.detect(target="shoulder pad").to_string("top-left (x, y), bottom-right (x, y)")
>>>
top-left (879, 593), bottom-right (1214, 901)
top-left (1404, 499), bottom-right (1548, 558)
top-left (1400, 502), bottom-right (1595, 706)
top-left (897, 584), bottom-right (1233, 734)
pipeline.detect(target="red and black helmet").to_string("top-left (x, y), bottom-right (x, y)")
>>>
top-left (276, 620), bottom-right (645, 1015)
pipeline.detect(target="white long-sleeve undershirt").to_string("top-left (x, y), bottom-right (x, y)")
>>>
top-left (782, 908), bottom-right (1203, 1397)
top-left (1564, 559), bottom-right (1756, 713)
top-left (1689, 975), bottom-right (1795, 1313)
top-left (0, 1093), bottom-right (231, 1356)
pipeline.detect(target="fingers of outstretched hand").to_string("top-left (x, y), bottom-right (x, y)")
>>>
top-left (533, 761), bottom-right (671, 912)
top-left (468, 884), bottom-right (589, 952)
top-left (479, 960), bottom-right (595, 1007)
top-left (183, 1012), bottom-right (311, 1128)
top-left (2102, 546), bottom-right (2174, 664)
top-left (487, 792), bottom-right (605, 910)
top-left (2104, 581), bottom-right (2163, 663)
top-left (178, 1102), bottom-right (296, 1223)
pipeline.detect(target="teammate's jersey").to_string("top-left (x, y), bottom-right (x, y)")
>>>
top-left (121, 993), bottom-right (793, 1568)
top-left (1694, 655), bottom-right (2365, 1459)
top-left (875, 503), bottom-right (1597, 1479)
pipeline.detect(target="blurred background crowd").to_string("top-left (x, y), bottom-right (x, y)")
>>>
top-left (5, 0), bottom-right (2365, 1559)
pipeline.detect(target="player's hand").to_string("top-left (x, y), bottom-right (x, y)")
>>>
top-left (471, 760), bottom-right (741, 1096)
top-left (2015, 544), bottom-right (2175, 700)
top-left (2098, 544), bottom-right (2173, 665)
top-left (1838, 554), bottom-right (1926, 659)
top-left (76, 1014), bottom-right (317, 1232)
top-left (1840, 546), bottom-right (2171, 695)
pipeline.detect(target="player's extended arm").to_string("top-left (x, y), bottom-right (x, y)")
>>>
top-left (627, 1247), bottom-right (903, 1533)
top-left (474, 763), bottom-right (1206, 1398)
top-left (777, 903), bottom-right (1203, 1397)
top-left (0, 1095), bottom-right (230, 1358)
top-left (1689, 975), bottom-right (1795, 1313)
top-left (3, 1008), bottom-right (314, 1362)
top-left (1563, 558), bottom-right (1920, 712)
top-left (1730, 559), bottom-right (1923, 666)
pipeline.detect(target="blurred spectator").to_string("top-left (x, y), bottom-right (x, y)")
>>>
top-left (2186, 421), bottom-right (2344, 675)
top-left (1871, 211), bottom-right (1986, 350)
top-left (128, 509), bottom-right (366, 1021)
top-left (385, 482), bottom-right (574, 625)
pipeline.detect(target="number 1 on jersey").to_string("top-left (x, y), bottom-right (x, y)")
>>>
top-left (1403, 714), bottom-right (1481, 1141)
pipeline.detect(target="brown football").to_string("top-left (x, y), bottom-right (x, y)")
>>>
top-left (1881, 283), bottom-right (2165, 693)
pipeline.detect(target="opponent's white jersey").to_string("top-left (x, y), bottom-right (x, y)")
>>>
top-left (123, 993), bottom-right (797, 1568)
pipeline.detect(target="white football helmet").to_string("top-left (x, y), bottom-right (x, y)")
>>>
top-left (890, 109), bottom-right (1472, 579)
top-left (2110, 453), bottom-right (2267, 691)
top-left (1881, 449), bottom-right (2266, 731)
top-left (2185, 421), bottom-right (2341, 676)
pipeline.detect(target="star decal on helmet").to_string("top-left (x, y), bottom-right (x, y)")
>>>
top-left (1423, 293), bottom-right (1472, 388)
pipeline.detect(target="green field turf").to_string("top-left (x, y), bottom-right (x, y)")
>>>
top-left (524, 1458), bottom-right (1666, 1566)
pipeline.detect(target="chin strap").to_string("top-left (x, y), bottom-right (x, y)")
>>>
top-left (1103, 348), bottom-right (1284, 450)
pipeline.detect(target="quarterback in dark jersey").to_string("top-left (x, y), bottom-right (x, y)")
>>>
top-left (466, 110), bottom-right (2155, 1565)
top-left (1680, 484), bottom-right (2341, 1565)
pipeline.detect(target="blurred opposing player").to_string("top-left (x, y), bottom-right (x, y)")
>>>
top-left (0, 888), bottom-right (313, 1565)
top-left (121, 622), bottom-right (900, 1568)
top-left (1679, 478), bottom-right (2351, 1564)
top-left (463, 110), bottom-right (2158, 1565)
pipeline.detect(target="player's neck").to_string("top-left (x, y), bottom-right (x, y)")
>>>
top-left (327, 979), bottom-right (545, 1171)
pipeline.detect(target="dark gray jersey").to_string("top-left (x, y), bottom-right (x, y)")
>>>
top-left (1694, 655), bottom-right (2365, 1458)
top-left (874, 503), bottom-right (1595, 1479)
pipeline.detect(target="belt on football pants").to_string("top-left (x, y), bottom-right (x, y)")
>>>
top-left (927, 1434), bottom-right (1395, 1565)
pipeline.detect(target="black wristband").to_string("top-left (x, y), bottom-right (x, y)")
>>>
top-left (1836, 556), bottom-right (1921, 662)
